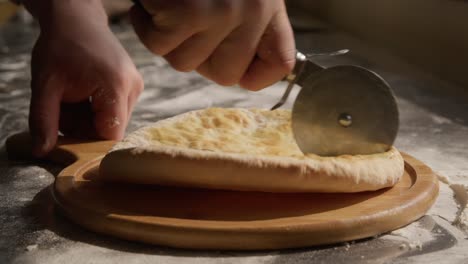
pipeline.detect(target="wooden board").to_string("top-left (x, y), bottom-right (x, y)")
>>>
top-left (6, 132), bottom-right (439, 250)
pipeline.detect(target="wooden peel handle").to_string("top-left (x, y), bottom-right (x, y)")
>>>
top-left (5, 132), bottom-right (114, 164)
top-left (6, 132), bottom-right (38, 161)
top-left (5, 132), bottom-right (75, 164)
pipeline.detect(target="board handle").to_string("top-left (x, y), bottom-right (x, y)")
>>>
top-left (5, 132), bottom-right (115, 165)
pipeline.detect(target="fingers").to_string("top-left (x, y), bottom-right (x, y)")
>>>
top-left (126, 74), bottom-right (144, 123)
top-left (59, 101), bottom-right (96, 139)
top-left (130, 4), bottom-right (196, 56)
top-left (29, 76), bottom-right (63, 157)
top-left (162, 2), bottom-right (241, 72)
top-left (196, 3), bottom-right (272, 86)
top-left (131, 0), bottom-right (296, 90)
top-left (89, 71), bottom-right (143, 140)
top-left (164, 30), bottom-right (229, 72)
top-left (196, 22), bottom-right (267, 86)
top-left (90, 85), bottom-right (128, 141)
top-left (240, 6), bottom-right (296, 91)
top-left (58, 73), bottom-right (143, 140)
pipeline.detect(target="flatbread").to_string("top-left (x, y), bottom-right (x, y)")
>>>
top-left (100, 108), bottom-right (404, 193)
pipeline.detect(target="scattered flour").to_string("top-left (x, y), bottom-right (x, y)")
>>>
top-left (25, 245), bottom-right (38, 252)
top-left (108, 117), bottom-right (121, 128)
top-left (431, 115), bottom-right (453, 125)
top-left (344, 243), bottom-right (350, 251)
top-left (384, 221), bottom-right (434, 251)
top-left (450, 184), bottom-right (468, 231)
top-left (436, 174), bottom-right (468, 234)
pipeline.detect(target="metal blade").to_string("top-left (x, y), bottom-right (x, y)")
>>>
top-left (292, 65), bottom-right (399, 156)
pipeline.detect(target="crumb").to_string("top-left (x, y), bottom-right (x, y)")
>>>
top-left (344, 243), bottom-right (350, 251)
top-left (25, 245), bottom-right (38, 251)
top-left (105, 98), bottom-right (116, 105)
top-left (108, 117), bottom-right (121, 128)
top-left (406, 241), bottom-right (422, 250)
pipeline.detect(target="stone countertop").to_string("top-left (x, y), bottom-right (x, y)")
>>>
top-left (1, 19), bottom-right (467, 264)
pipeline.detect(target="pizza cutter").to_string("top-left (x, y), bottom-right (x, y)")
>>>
top-left (272, 51), bottom-right (399, 156)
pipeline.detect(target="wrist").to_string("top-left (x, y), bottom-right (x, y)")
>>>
top-left (23, 0), bottom-right (108, 30)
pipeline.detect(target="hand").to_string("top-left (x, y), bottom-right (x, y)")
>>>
top-left (130, 0), bottom-right (296, 90)
top-left (27, 0), bottom-right (143, 157)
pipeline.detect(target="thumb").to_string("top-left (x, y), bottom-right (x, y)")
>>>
top-left (91, 87), bottom-right (128, 140)
top-left (29, 77), bottom-right (62, 158)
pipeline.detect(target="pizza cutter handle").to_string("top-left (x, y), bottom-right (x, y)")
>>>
top-left (271, 49), bottom-right (351, 110)
top-left (271, 51), bottom-right (322, 110)
top-left (5, 131), bottom-right (114, 165)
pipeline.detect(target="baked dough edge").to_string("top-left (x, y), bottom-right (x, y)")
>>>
top-left (100, 109), bottom-right (405, 193)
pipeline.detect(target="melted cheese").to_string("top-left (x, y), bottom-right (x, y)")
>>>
top-left (147, 108), bottom-right (306, 158)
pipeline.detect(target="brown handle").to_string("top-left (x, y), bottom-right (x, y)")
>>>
top-left (5, 132), bottom-right (115, 165)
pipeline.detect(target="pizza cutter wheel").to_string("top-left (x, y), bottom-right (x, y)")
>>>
top-left (272, 51), bottom-right (399, 156)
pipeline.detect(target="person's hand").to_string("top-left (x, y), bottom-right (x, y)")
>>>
top-left (130, 0), bottom-right (295, 90)
top-left (27, 0), bottom-right (143, 157)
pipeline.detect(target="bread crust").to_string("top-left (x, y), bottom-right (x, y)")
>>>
top-left (100, 108), bottom-right (404, 193)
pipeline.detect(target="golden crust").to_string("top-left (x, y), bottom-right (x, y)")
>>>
top-left (100, 108), bottom-right (404, 193)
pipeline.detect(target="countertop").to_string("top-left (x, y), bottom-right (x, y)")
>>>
top-left (1, 18), bottom-right (467, 264)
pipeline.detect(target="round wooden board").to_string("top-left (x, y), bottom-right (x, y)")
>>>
top-left (6, 133), bottom-right (439, 250)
